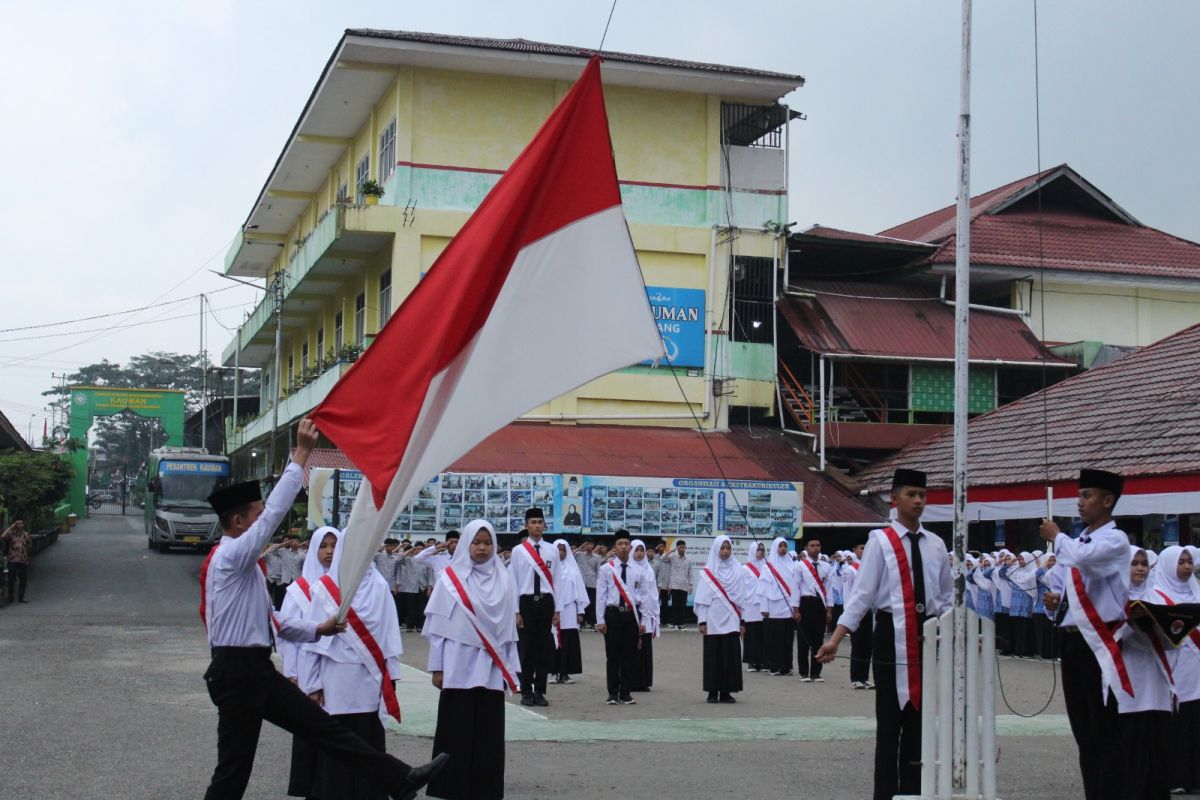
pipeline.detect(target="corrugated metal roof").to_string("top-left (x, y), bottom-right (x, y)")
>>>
top-left (304, 424), bottom-right (878, 523)
top-left (796, 225), bottom-right (933, 248)
top-left (780, 282), bottom-right (1071, 365)
top-left (857, 320), bottom-right (1200, 493)
top-left (348, 29), bottom-right (806, 84)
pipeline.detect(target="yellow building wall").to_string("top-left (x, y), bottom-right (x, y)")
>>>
top-left (1022, 280), bottom-right (1200, 347)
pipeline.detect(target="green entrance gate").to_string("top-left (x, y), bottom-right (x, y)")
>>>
top-left (67, 386), bottom-right (186, 517)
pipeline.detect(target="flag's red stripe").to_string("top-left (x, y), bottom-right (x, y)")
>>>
top-left (310, 58), bottom-right (621, 503)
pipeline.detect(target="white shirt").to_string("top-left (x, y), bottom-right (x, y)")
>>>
top-left (1052, 521), bottom-right (1130, 626)
top-left (595, 558), bottom-right (651, 617)
top-left (427, 634), bottom-right (520, 691)
top-left (796, 557), bottom-right (829, 604)
top-left (839, 520), bottom-right (953, 634)
top-left (509, 537), bottom-right (560, 604)
top-left (280, 547), bottom-right (305, 584)
top-left (205, 463), bottom-right (317, 648)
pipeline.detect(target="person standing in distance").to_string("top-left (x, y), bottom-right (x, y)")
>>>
top-left (509, 508), bottom-right (560, 707)
top-left (817, 469), bottom-right (952, 800)
top-left (200, 418), bottom-right (446, 800)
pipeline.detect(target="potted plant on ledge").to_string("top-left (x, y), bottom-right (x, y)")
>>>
top-left (359, 179), bottom-right (385, 205)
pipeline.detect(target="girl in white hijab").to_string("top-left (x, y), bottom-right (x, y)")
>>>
top-left (300, 527), bottom-right (404, 800)
top-left (1150, 546), bottom-right (1200, 794)
top-left (992, 550), bottom-right (1016, 656)
top-left (628, 539), bottom-right (660, 691)
top-left (762, 537), bottom-right (801, 676)
top-left (1003, 552), bottom-right (1038, 657)
top-left (741, 540), bottom-right (769, 672)
top-left (281, 527), bottom-right (336, 799)
top-left (423, 520), bottom-right (519, 800)
top-left (695, 535), bottom-right (751, 703)
top-left (550, 538), bottom-right (590, 685)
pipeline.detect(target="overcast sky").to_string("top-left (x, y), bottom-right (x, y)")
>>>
top-left (2, 0), bottom-right (1197, 443)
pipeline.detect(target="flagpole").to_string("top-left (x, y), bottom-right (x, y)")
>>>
top-left (951, 0), bottom-right (973, 790)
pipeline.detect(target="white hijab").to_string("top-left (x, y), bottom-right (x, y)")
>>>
top-left (695, 534), bottom-right (750, 610)
top-left (629, 539), bottom-right (656, 586)
top-left (553, 538), bottom-right (590, 607)
top-left (745, 540), bottom-right (768, 574)
top-left (764, 536), bottom-right (795, 598)
top-left (1152, 546), bottom-right (1200, 604)
top-left (302, 527), bottom-right (338, 586)
top-left (307, 526), bottom-right (402, 660)
top-left (423, 520), bottom-right (518, 648)
top-left (1007, 551), bottom-right (1039, 593)
top-left (1128, 546), bottom-right (1154, 602)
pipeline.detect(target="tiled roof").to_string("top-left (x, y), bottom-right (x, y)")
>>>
top-left (856, 321), bottom-right (1200, 493)
top-left (796, 225), bottom-right (933, 247)
top-left (780, 281), bottom-right (1072, 365)
top-left (305, 423), bottom-right (878, 523)
top-left (348, 29), bottom-right (806, 84)
top-left (876, 165), bottom-right (1200, 281)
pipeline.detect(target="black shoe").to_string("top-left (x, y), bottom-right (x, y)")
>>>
top-left (392, 752), bottom-right (450, 800)
top-left (520, 694), bottom-right (535, 706)
top-left (719, 693), bottom-right (736, 704)
top-left (534, 694), bottom-right (549, 707)
top-left (619, 695), bottom-right (636, 704)
top-left (706, 692), bottom-right (719, 703)
top-left (777, 670), bottom-right (793, 676)
top-left (606, 695), bottom-right (619, 705)
top-left (18, 599), bottom-right (28, 603)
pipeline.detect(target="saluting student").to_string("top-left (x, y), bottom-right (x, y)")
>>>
top-left (551, 538), bottom-right (590, 685)
top-left (817, 469), bottom-right (952, 800)
top-left (509, 508), bottom-right (561, 707)
top-left (423, 520), bottom-right (520, 800)
top-left (596, 531), bottom-right (648, 704)
top-left (199, 418), bottom-right (445, 800)
top-left (741, 541), bottom-right (769, 673)
top-left (694, 535), bottom-right (749, 703)
top-left (1037, 469), bottom-right (1131, 800)
top-left (762, 537), bottom-right (801, 676)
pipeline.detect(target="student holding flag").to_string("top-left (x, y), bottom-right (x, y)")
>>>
top-left (694, 535), bottom-right (750, 704)
top-left (424, 520), bottom-right (520, 800)
top-left (509, 507), bottom-right (561, 707)
top-left (596, 531), bottom-right (648, 705)
top-left (817, 468), bottom-right (952, 800)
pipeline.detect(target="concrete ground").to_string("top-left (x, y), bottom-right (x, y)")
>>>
top-left (0, 514), bottom-right (1085, 799)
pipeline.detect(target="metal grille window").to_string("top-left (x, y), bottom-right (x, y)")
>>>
top-left (336, 180), bottom-right (349, 203)
top-left (334, 311), bottom-right (344, 352)
top-left (731, 255), bottom-right (775, 344)
top-left (316, 327), bottom-right (325, 365)
top-left (301, 342), bottom-right (309, 374)
top-left (354, 293), bottom-right (366, 344)
top-left (354, 154), bottom-right (370, 202)
top-left (733, 256), bottom-right (775, 301)
top-left (287, 354), bottom-right (294, 387)
top-left (721, 102), bottom-right (791, 148)
top-left (379, 118), bottom-right (396, 183)
top-left (379, 269), bottom-right (392, 327)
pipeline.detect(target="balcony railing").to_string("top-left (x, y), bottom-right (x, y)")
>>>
top-left (228, 360), bottom-right (352, 452)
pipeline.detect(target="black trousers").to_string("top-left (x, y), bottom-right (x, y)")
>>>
top-left (1122, 709), bottom-right (1170, 800)
top-left (583, 587), bottom-right (597, 626)
top-left (517, 594), bottom-right (555, 696)
top-left (764, 617), bottom-right (794, 674)
top-left (797, 596), bottom-right (827, 678)
top-left (669, 589), bottom-right (689, 626)
top-left (602, 606), bottom-right (640, 697)
top-left (428, 688), bottom-right (505, 800)
top-left (1060, 629), bottom-right (1125, 800)
top-left (742, 620), bottom-right (766, 668)
top-left (402, 592), bottom-right (425, 629)
top-left (850, 612), bottom-right (874, 684)
top-left (202, 647), bottom-right (410, 800)
top-left (393, 591), bottom-right (405, 629)
top-left (872, 612), bottom-right (922, 800)
top-left (1168, 699), bottom-right (1200, 791)
top-left (6, 562), bottom-right (27, 602)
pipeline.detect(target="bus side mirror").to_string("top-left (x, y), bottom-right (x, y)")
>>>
top-left (149, 478), bottom-right (161, 495)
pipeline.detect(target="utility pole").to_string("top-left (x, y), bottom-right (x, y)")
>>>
top-left (200, 294), bottom-right (208, 452)
top-left (231, 310), bottom-right (243, 456)
top-left (270, 272), bottom-right (284, 474)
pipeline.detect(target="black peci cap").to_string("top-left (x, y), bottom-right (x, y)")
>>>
top-left (525, 507), bottom-right (545, 521)
top-left (1080, 468), bottom-right (1123, 500)
top-left (892, 468), bottom-right (927, 490)
top-left (207, 481), bottom-right (262, 515)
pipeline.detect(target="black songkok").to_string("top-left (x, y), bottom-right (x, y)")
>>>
top-left (892, 468), bottom-right (927, 490)
top-left (207, 481), bottom-right (262, 515)
top-left (1080, 469), bottom-right (1123, 500)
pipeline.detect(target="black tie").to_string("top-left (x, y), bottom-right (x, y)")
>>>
top-left (621, 562), bottom-right (628, 583)
top-left (907, 531), bottom-right (927, 617)
top-left (533, 542), bottom-right (542, 595)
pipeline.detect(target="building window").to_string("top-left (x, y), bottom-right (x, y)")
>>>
top-left (287, 354), bottom-right (294, 388)
top-left (336, 178), bottom-right (349, 204)
top-left (355, 293), bottom-right (366, 344)
top-left (730, 256), bottom-right (775, 344)
top-left (316, 327), bottom-right (325, 366)
top-left (379, 269), bottom-right (392, 328)
top-left (354, 153), bottom-right (370, 202)
top-left (301, 342), bottom-right (309, 375)
top-left (379, 118), bottom-right (396, 183)
top-left (334, 311), bottom-right (344, 353)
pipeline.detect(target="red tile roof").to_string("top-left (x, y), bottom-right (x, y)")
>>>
top-left (780, 281), bottom-right (1072, 365)
top-left (877, 165), bottom-right (1200, 280)
top-left (797, 225), bottom-right (932, 247)
top-left (856, 320), bottom-right (1200, 493)
top-left (307, 424), bottom-right (880, 523)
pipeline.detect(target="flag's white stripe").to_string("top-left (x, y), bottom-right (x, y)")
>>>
top-left (337, 206), bottom-right (663, 614)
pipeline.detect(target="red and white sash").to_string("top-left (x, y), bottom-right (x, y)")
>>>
top-left (443, 567), bottom-right (520, 694)
top-left (877, 526), bottom-right (922, 710)
top-left (314, 576), bottom-right (402, 723)
top-left (800, 559), bottom-right (828, 605)
top-left (745, 563), bottom-right (761, 579)
top-left (521, 540), bottom-right (555, 592)
top-left (766, 562), bottom-right (793, 599)
top-left (1065, 567), bottom-right (1134, 700)
top-left (607, 562), bottom-right (642, 628)
top-left (294, 576), bottom-right (311, 601)
top-left (701, 568), bottom-right (741, 619)
top-left (1133, 597), bottom-right (1178, 707)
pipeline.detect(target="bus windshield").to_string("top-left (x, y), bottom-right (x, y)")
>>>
top-left (158, 461), bottom-right (230, 508)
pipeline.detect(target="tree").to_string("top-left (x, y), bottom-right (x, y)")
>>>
top-left (0, 450), bottom-right (73, 530)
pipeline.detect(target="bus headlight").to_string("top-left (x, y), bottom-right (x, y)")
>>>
top-left (155, 518), bottom-right (171, 533)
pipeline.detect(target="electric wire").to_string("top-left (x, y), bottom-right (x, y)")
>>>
top-left (0, 302), bottom-right (249, 343)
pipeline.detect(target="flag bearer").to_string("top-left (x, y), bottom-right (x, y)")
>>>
top-left (200, 418), bottom-right (446, 800)
top-left (817, 468), bottom-right (952, 800)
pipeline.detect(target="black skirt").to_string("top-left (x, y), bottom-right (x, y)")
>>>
top-left (629, 633), bottom-right (654, 691)
top-left (287, 733), bottom-right (319, 798)
top-left (556, 627), bottom-right (583, 675)
top-left (703, 631), bottom-right (744, 693)
top-left (742, 620), bottom-right (765, 666)
top-left (1169, 699), bottom-right (1200, 791)
top-left (316, 712), bottom-right (387, 800)
top-left (1122, 709), bottom-right (1170, 800)
top-left (428, 687), bottom-right (506, 800)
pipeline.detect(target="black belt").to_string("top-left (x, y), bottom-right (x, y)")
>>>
top-left (607, 604), bottom-right (633, 613)
top-left (210, 646), bottom-right (271, 658)
top-left (522, 593), bottom-right (549, 602)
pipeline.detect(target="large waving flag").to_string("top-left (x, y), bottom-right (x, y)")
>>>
top-left (310, 58), bottom-right (665, 615)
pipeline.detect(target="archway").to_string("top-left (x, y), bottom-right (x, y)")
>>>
top-left (67, 386), bottom-right (186, 516)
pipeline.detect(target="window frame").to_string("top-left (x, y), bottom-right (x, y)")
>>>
top-left (378, 269), bottom-right (392, 328)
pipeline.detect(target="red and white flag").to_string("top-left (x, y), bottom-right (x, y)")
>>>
top-left (310, 58), bottom-right (664, 615)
